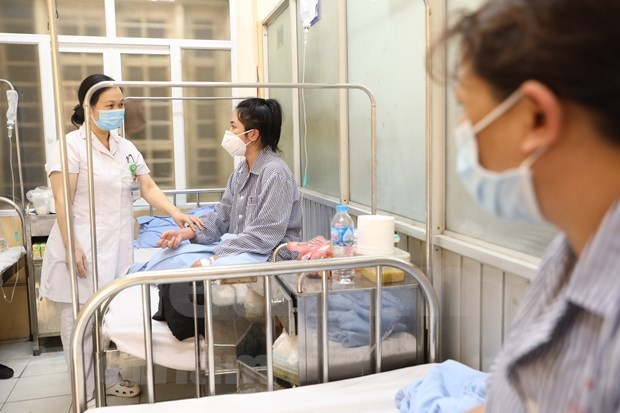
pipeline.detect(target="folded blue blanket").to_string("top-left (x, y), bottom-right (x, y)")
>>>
top-left (129, 233), bottom-right (268, 274)
top-left (306, 289), bottom-right (408, 348)
top-left (395, 360), bottom-right (487, 413)
top-left (133, 205), bottom-right (215, 248)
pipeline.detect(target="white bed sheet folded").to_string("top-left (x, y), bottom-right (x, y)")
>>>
top-left (0, 246), bottom-right (25, 274)
top-left (87, 363), bottom-right (435, 413)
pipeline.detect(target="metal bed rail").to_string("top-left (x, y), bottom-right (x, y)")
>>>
top-left (71, 255), bottom-right (439, 412)
top-left (150, 188), bottom-right (227, 214)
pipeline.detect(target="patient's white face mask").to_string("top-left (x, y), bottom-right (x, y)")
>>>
top-left (455, 90), bottom-right (547, 224)
top-left (221, 130), bottom-right (254, 157)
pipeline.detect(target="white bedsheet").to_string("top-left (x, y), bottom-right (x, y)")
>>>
top-left (0, 246), bottom-right (25, 275)
top-left (88, 363), bottom-right (435, 413)
top-left (133, 247), bottom-right (161, 265)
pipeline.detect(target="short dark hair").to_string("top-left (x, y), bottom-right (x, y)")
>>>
top-left (71, 74), bottom-right (119, 128)
top-left (440, 0), bottom-right (620, 144)
top-left (235, 98), bottom-right (283, 152)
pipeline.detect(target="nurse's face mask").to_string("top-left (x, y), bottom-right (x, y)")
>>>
top-left (93, 108), bottom-right (125, 131)
top-left (455, 89), bottom-right (546, 224)
top-left (221, 129), bottom-right (254, 157)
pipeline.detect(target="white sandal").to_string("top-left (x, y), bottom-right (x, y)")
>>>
top-left (106, 379), bottom-right (141, 398)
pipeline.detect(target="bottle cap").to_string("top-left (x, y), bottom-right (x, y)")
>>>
top-left (335, 205), bottom-right (349, 212)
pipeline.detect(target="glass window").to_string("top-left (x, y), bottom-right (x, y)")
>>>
top-left (0, 0), bottom-right (45, 34)
top-left (444, 0), bottom-right (557, 256)
top-left (57, 0), bottom-right (105, 36)
top-left (59, 53), bottom-right (105, 133)
top-left (265, 5), bottom-right (295, 171)
top-left (296, 0), bottom-right (340, 198)
top-left (121, 53), bottom-right (175, 189)
top-left (0, 0), bottom-right (105, 36)
top-left (347, 0), bottom-right (427, 221)
top-left (181, 49), bottom-right (232, 189)
top-left (116, 0), bottom-right (230, 40)
top-left (0, 44), bottom-right (46, 204)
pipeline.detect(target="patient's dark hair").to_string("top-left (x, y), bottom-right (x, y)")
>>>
top-left (71, 74), bottom-right (119, 128)
top-left (235, 98), bottom-right (283, 152)
top-left (439, 0), bottom-right (620, 144)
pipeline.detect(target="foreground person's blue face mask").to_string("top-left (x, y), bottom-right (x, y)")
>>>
top-left (455, 90), bottom-right (546, 224)
top-left (93, 108), bottom-right (125, 131)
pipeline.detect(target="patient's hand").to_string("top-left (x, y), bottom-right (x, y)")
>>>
top-left (157, 227), bottom-right (194, 248)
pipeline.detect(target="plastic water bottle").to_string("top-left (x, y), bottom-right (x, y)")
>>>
top-left (331, 205), bottom-right (355, 284)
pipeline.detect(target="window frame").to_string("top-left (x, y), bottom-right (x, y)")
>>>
top-left (0, 0), bottom-right (237, 213)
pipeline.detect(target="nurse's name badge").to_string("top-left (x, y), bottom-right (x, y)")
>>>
top-left (130, 179), bottom-right (141, 201)
top-left (126, 155), bottom-right (141, 201)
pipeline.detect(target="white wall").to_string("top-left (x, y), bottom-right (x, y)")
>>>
top-left (234, 0), bottom-right (259, 83)
top-left (257, 0), bottom-right (285, 20)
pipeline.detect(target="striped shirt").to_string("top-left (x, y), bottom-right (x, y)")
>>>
top-left (194, 147), bottom-right (302, 257)
top-left (485, 200), bottom-right (620, 413)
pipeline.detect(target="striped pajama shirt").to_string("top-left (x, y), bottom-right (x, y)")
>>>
top-left (486, 201), bottom-right (620, 412)
top-left (194, 147), bottom-right (302, 257)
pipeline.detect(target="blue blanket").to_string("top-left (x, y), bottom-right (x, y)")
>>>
top-left (306, 289), bottom-right (408, 348)
top-left (129, 233), bottom-right (268, 273)
top-left (133, 205), bottom-right (215, 248)
top-left (395, 360), bottom-right (487, 413)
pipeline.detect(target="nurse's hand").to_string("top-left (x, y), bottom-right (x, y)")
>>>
top-left (66, 246), bottom-right (87, 279)
top-left (171, 211), bottom-right (203, 231)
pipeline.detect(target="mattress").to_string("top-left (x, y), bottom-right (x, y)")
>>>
top-left (102, 247), bottom-right (252, 371)
top-left (87, 363), bottom-right (436, 413)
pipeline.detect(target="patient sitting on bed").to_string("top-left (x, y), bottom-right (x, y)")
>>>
top-left (157, 97), bottom-right (301, 265)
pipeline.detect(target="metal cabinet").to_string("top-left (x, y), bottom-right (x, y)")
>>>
top-left (270, 263), bottom-right (425, 386)
top-left (25, 213), bottom-right (58, 355)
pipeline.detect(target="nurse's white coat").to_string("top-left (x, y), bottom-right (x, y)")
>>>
top-left (40, 125), bottom-right (150, 304)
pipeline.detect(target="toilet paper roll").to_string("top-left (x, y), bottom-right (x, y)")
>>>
top-left (356, 215), bottom-right (395, 255)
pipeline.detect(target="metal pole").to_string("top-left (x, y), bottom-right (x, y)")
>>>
top-left (375, 265), bottom-right (383, 373)
top-left (45, 0), bottom-right (79, 319)
top-left (123, 96), bottom-right (253, 102)
top-left (82, 78), bottom-right (106, 408)
top-left (192, 282), bottom-right (201, 397)
top-left (142, 284), bottom-right (155, 403)
top-left (423, 0), bottom-right (433, 281)
top-left (82, 107), bottom-right (100, 299)
top-left (264, 274), bottom-right (274, 391)
top-left (337, 0), bottom-right (350, 206)
top-left (321, 270), bottom-right (329, 383)
top-left (205, 281), bottom-right (216, 396)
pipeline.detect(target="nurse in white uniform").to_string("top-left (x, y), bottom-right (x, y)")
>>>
top-left (40, 74), bottom-right (202, 401)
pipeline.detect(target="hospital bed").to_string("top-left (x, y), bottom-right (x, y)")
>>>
top-left (72, 255), bottom-right (439, 412)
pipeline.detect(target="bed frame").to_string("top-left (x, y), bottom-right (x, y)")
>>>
top-left (71, 254), bottom-right (439, 412)
top-left (44, 78), bottom-right (434, 411)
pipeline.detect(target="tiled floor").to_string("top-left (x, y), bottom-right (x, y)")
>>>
top-left (0, 338), bottom-right (216, 413)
